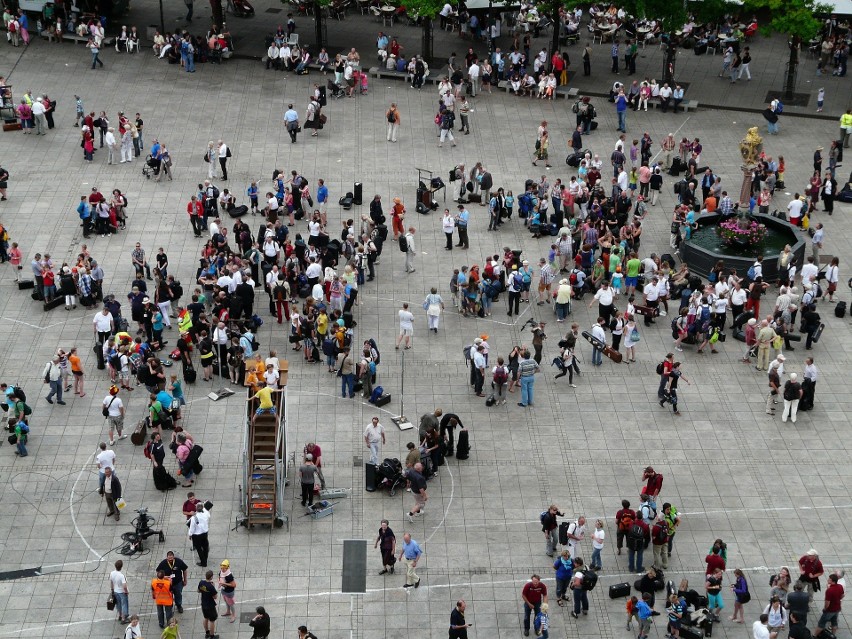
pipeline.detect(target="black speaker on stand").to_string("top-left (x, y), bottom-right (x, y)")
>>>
top-left (353, 182), bottom-right (363, 205)
top-left (365, 462), bottom-right (377, 492)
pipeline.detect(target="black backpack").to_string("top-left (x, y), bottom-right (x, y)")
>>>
top-left (581, 569), bottom-right (598, 591)
top-left (398, 235), bottom-right (408, 252)
top-left (627, 523), bottom-right (645, 550)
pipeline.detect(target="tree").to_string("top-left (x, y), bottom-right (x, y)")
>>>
top-left (400, 0), bottom-right (444, 62)
top-left (620, 0), bottom-right (686, 84)
top-left (745, 0), bottom-right (831, 100)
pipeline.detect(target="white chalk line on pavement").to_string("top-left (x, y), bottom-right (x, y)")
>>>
top-left (9, 561), bottom-right (852, 637)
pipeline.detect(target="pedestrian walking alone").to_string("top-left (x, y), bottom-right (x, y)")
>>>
top-left (386, 103), bottom-right (400, 142)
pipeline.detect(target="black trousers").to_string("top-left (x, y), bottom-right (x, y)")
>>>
top-left (507, 291), bottom-right (520, 316)
top-left (219, 157), bottom-right (228, 180)
top-left (473, 368), bottom-right (484, 394)
top-left (192, 532), bottom-right (209, 566)
top-left (583, 58), bottom-right (590, 75)
top-left (301, 482), bottom-right (314, 505)
top-left (457, 226), bottom-right (469, 248)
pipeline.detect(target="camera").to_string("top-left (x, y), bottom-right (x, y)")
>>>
top-left (135, 507), bottom-right (148, 515)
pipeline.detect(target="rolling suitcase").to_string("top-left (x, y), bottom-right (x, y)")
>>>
top-left (680, 626), bottom-right (704, 639)
top-left (835, 301), bottom-right (847, 318)
top-left (609, 582), bottom-right (631, 598)
top-left (455, 429), bottom-right (470, 459)
top-left (374, 393), bottom-right (391, 407)
top-left (558, 521), bottom-right (570, 545)
top-left (43, 297), bottom-right (65, 311)
top-left (183, 364), bottom-right (197, 384)
top-left (130, 420), bottom-right (147, 446)
top-left (93, 342), bottom-right (105, 370)
top-left (566, 152), bottom-right (583, 167)
top-left (17, 280), bottom-right (35, 290)
top-left (811, 323), bottom-right (825, 343)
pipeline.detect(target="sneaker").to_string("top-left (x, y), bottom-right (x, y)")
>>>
top-left (571, 612), bottom-right (579, 619)
top-left (569, 384), bottom-right (577, 388)
top-left (659, 310), bottom-right (667, 317)
top-left (109, 439), bottom-right (115, 446)
top-left (118, 434), bottom-right (127, 440)
top-left (408, 514), bottom-right (415, 523)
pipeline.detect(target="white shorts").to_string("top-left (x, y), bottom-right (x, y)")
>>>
top-left (399, 328), bottom-right (413, 337)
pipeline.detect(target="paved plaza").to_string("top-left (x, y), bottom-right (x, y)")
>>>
top-left (0, 14), bottom-right (851, 639)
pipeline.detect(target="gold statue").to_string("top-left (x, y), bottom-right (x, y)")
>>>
top-left (739, 127), bottom-right (763, 165)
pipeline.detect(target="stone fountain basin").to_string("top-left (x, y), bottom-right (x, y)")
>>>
top-left (680, 213), bottom-right (806, 282)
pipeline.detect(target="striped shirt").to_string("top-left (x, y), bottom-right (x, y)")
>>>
top-left (517, 357), bottom-right (538, 378)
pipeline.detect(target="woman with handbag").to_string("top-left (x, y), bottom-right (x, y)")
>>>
top-left (730, 568), bottom-right (750, 622)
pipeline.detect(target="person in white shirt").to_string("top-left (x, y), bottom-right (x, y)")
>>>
top-left (590, 519), bottom-right (606, 570)
top-left (590, 282), bottom-right (615, 325)
top-left (93, 307), bottom-right (115, 343)
top-left (217, 139), bottom-right (229, 180)
top-left (404, 227), bottom-right (416, 274)
top-left (825, 256), bottom-right (839, 302)
top-left (263, 364), bottom-right (280, 389)
top-left (311, 282), bottom-right (325, 303)
top-left (208, 218), bottom-right (220, 239)
top-left (617, 168), bottom-right (629, 192)
top-left (396, 302), bottom-right (415, 349)
top-left (305, 259), bottom-right (323, 285)
top-left (642, 277), bottom-right (660, 326)
top-left (110, 562), bottom-right (131, 623)
top-left (96, 442), bottom-right (117, 493)
top-left (363, 416), bottom-right (386, 465)
top-left (787, 195), bottom-right (804, 224)
top-left (187, 502), bottom-right (211, 566)
top-left (468, 61), bottom-right (481, 97)
top-left (752, 614), bottom-right (774, 639)
top-left (31, 98), bottom-right (47, 135)
top-left (266, 43), bottom-right (280, 70)
top-left (441, 209), bottom-right (455, 250)
top-left (799, 257), bottom-right (819, 288)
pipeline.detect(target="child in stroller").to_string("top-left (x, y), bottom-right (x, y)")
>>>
top-left (327, 78), bottom-right (346, 99)
top-left (376, 458), bottom-right (405, 495)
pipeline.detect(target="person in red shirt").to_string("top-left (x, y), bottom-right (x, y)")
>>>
top-left (815, 573), bottom-right (843, 636)
top-left (615, 499), bottom-right (636, 555)
top-left (658, 354), bottom-right (674, 400)
top-left (642, 466), bottom-right (663, 505)
top-left (88, 187), bottom-right (105, 206)
top-left (187, 195), bottom-right (204, 237)
top-left (521, 575), bottom-right (548, 637)
top-left (798, 549), bottom-right (825, 602)
top-left (705, 547), bottom-right (726, 575)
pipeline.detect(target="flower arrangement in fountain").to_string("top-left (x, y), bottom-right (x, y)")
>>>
top-left (718, 216), bottom-right (767, 247)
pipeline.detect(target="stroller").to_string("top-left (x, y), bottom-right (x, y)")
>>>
top-left (142, 154), bottom-right (160, 179)
top-left (327, 79), bottom-right (346, 99)
top-left (376, 458), bottom-right (405, 496)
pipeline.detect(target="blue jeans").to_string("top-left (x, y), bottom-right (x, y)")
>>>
top-left (591, 547), bottom-right (602, 569)
top-left (573, 587), bottom-right (589, 614)
top-left (617, 110), bottom-right (627, 131)
top-left (520, 375), bottom-right (534, 405)
top-left (341, 373), bottom-right (355, 398)
top-left (592, 347), bottom-right (602, 366)
top-left (523, 602), bottom-right (541, 631)
top-left (186, 53), bottom-right (195, 72)
top-left (628, 546), bottom-right (644, 572)
top-left (91, 51), bottom-right (103, 68)
top-left (556, 302), bottom-right (569, 321)
top-left (17, 438), bottom-right (28, 456)
top-left (767, 121), bottom-right (779, 134)
top-left (46, 380), bottom-right (63, 402)
top-left (114, 591), bottom-right (129, 619)
top-left (181, 461), bottom-right (194, 483)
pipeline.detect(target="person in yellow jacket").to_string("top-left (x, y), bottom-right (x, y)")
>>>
top-left (177, 306), bottom-right (193, 333)
top-left (151, 570), bottom-right (174, 629)
top-left (840, 109), bottom-right (852, 149)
